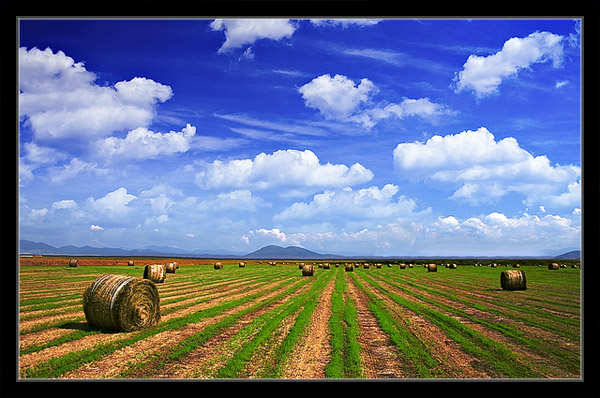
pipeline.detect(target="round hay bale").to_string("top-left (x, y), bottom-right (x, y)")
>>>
top-left (127, 260), bottom-right (135, 266)
top-left (500, 270), bottom-right (527, 291)
top-left (335, 263), bottom-right (339, 268)
top-left (298, 262), bottom-right (304, 269)
top-left (399, 263), bottom-right (407, 270)
top-left (560, 264), bottom-right (567, 269)
top-left (82, 274), bottom-right (160, 332)
top-left (376, 264), bottom-right (382, 269)
top-left (449, 263), bottom-right (457, 269)
top-left (302, 264), bottom-right (314, 276)
top-left (323, 263), bottom-right (331, 269)
top-left (571, 264), bottom-right (578, 269)
top-left (239, 261), bottom-right (246, 268)
top-left (345, 263), bottom-right (354, 272)
top-left (363, 263), bottom-right (370, 269)
top-left (143, 264), bottom-right (166, 283)
top-left (68, 259), bottom-right (79, 267)
top-left (214, 262), bottom-right (223, 270)
top-left (427, 264), bottom-right (437, 272)
top-left (165, 262), bottom-right (177, 274)
top-left (387, 263), bottom-right (392, 267)
top-left (548, 263), bottom-right (559, 270)
top-left (173, 262), bottom-right (179, 269)
top-left (318, 263), bottom-right (323, 268)
top-left (513, 264), bottom-right (520, 268)
top-left (408, 264), bottom-right (414, 268)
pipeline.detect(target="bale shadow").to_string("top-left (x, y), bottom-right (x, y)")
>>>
top-left (59, 322), bottom-right (121, 334)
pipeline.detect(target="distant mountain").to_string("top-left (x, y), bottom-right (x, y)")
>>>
top-left (243, 245), bottom-right (342, 259)
top-left (555, 250), bottom-right (580, 260)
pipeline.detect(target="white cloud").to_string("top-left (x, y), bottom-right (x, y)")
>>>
top-left (453, 31), bottom-right (564, 98)
top-left (275, 184), bottom-right (419, 221)
top-left (23, 142), bottom-right (66, 164)
top-left (87, 187), bottom-right (137, 218)
top-left (96, 124), bottom-right (196, 160)
top-left (52, 200), bottom-right (77, 210)
top-left (299, 74), bottom-right (452, 129)
top-left (210, 19), bottom-right (296, 53)
top-left (90, 224), bottom-right (104, 231)
top-left (249, 228), bottom-right (289, 242)
top-left (309, 19), bottom-right (381, 28)
top-left (195, 149), bottom-right (373, 190)
top-left (19, 47), bottom-right (173, 140)
top-left (554, 80), bottom-right (569, 88)
top-left (299, 74), bottom-right (377, 120)
top-left (393, 127), bottom-right (580, 209)
top-left (49, 158), bottom-right (110, 183)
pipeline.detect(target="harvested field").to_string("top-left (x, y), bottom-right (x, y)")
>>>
top-left (18, 256), bottom-right (581, 379)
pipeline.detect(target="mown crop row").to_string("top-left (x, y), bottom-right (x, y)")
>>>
top-left (19, 260), bottom-right (580, 379)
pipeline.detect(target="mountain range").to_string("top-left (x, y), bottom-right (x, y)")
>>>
top-left (18, 240), bottom-right (580, 260)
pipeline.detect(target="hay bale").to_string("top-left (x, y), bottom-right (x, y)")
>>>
top-left (165, 262), bottom-right (176, 274)
top-left (127, 260), bottom-right (134, 266)
top-left (302, 264), bottom-right (314, 276)
top-left (560, 264), bottom-right (567, 269)
top-left (345, 264), bottom-right (354, 272)
top-left (82, 274), bottom-right (160, 332)
top-left (387, 263), bottom-right (392, 267)
top-left (548, 263), bottom-right (559, 270)
top-left (427, 264), bottom-right (437, 272)
top-left (239, 261), bottom-right (246, 268)
top-left (173, 262), bottom-right (179, 269)
top-left (323, 263), bottom-right (331, 269)
top-left (143, 264), bottom-right (166, 283)
top-left (399, 263), bottom-right (407, 270)
top-left (68, 259), bottom-right (79, 267)
top-left (214, 262), bottom-right (223, 270)
top-left (449, 263), bottom-right (457, 269)
top-left (363, 263), bottom-right (370, 269)
top-left (501, 270), bottom-right (527, 291)
top-left (513, 264), bottom-right (520, 268)
top-left (376, 263), bottom-right (382, 269)
top-left (408, 264), bottom-right (414, 268)
top-left (335, 263), bottom-right (339, 268)
top-left (571, 264), bottom-right (578, 269)
top-left (298, 262), bottom-right (304, 269)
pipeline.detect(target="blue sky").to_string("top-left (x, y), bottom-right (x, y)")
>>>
top-left (18, 18), bottom-right (581, 256)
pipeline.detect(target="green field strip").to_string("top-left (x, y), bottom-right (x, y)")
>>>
top-left (20, 295), bottom-right (83, 310)
top-left (362, 272), bottom-right (580, 376)
top-left (20, 305), bottom-right (83, 322)
top-left (20, 275), bottom-right (302, 379)
top-left (355, 272), bottom-right (543, 378)
top-left (325, 268), bottom-right (363, 378)
top-left (350, 273), bottom-right (441, 378)
top-left (118, 276), bottom-right (314, 378)
top-left (216, 271), bottom-right (331, 379)
top-left (259, 270), bottom-right (336, 378)
top-left (376, 271), bottom-right (580, 341)
top-left (159, 275), bottom-right (266, 305)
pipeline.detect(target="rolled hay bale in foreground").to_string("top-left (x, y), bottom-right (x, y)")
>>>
top-left (127, 260), bottom-right (135, 266)
top-left (239, 261), bottom-right (246, 268)
top-left (143, 264), bottom-right (166, 283)
top-left (68, 259), bottom-right (79, 267)
top-left (165, 262), bottom-right (176, 274)
top-left (345, 263), bottom-right (354, 272)
top-left (82, 274), bottom-right (160, 332)
top-left (214, 262), bottom-right (223, 270)
top-left (302, 264), bottom-right (314, 276)
top-left (548, 263), bottom-right (559, 270)
top-left (427, 264), bottom-right (437, 272)
top-left (500, 270), bottom-right (527, 291)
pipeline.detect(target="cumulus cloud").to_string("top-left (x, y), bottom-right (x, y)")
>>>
top-left (275, 184), bottom-right (419, 221)
top-left (90, 224), bottom-right (104, 231)
top-left (393, 127), bottom-right (580, 208)
top-left (19, 47), bottom-right (173, 140)
top-left (48, 158), bottom-right (110, 183)
top-left (195, 149), bottom-right (373, 190)
top-left (453, 31), bottom-right (564, 98)
top-left (87, 187), bottom-right (137, 218)
top-left (210, 19), bottom-right (296, 53)
top-left (52, 199), bottom-right (77, 210)
top-left (554, 80), bottom-right (569, 88)
top-left (96, 124), bottom-right (196, 160)
top-left (299, 74), bottom-right (452, 128)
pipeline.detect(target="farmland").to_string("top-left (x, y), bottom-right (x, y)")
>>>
top-left (18, 256), bottom-right (581, 379)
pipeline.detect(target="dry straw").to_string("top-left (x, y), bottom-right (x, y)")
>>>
top-left (501, 270), bottom-right (527, 291)
top-left (82, 274), bottom-right (160, 332)
top-left (302, 264), bottom-right (314, 276)
top-left (143, 264), bottom-right (166, 283)
top-left (427, 264), bottom-right (437, 272)
top-left (165, 262), bottom-right (177, 274)
top-left (214, 262), bottom-right (223, 269)
top-left (68, 259), bottom-right (79, 267)
top-left (239, 261), bottom-right (246, 268)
